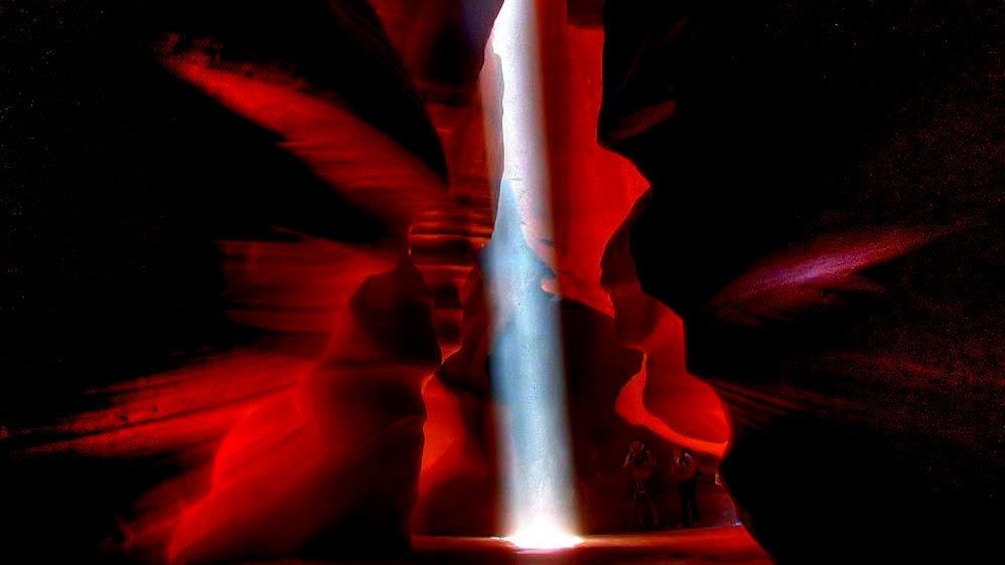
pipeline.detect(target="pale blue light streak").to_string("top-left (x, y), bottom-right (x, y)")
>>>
top-left (484, 0), bottom-right (580, 548)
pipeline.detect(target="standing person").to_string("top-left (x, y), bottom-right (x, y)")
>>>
top-left (670, 446), bottom-right (700, 527)
top-left (623, 440), bottom-right (659, 530)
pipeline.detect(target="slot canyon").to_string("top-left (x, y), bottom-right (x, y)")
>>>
top-left (3, 2), bottom-right (1004, 564)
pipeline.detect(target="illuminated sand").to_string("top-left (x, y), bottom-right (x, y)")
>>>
top-left (276, 527), bottom-right (769, 564)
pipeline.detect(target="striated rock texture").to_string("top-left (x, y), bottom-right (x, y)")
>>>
top-left (1, 1), bottom-right (498, 563)
top-left (3, 0), bottom-right (739, 548)
top-left (21, 1), bottom-right (1002, 563)
top-left (4, 1), bottom-right (737, 562)
top-left (601, 1), bottom-right (1005, 563)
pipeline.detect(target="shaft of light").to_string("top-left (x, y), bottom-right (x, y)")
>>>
top-left (484, 0), bottom-right (581, 551)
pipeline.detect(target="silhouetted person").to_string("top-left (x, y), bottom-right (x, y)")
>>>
top-left (623, 439), bottom-right (658, 529)
top-left (670, 446), bottom-right (700, 527)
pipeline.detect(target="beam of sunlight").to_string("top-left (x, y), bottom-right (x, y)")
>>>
top-left (484, 0), bottom-right (581, 551)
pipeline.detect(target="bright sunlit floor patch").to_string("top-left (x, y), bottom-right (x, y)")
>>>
top-left (503, 525), bottom-right (584, 551)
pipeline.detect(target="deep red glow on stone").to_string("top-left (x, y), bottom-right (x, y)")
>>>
top-left (11, 3), bottom-right (738, 561)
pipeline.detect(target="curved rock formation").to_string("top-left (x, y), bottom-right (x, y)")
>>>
top-left (600, 1), bottom-right (1005, 562)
